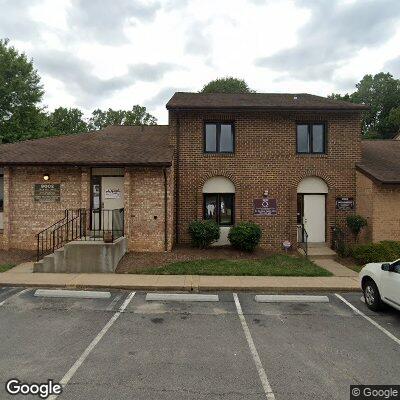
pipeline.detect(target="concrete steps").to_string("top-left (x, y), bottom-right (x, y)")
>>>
top-left (298, 243), bottom-right (337, 259)
top-left (33, 237), bottom-right (127, 273)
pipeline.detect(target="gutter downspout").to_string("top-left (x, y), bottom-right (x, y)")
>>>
top-left (163, 167), bottom-right (168, 252)
top-left (175, 116), bottom-right (180, 245)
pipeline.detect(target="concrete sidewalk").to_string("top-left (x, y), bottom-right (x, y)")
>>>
top-left (0, 262), bottom-right (360, 292)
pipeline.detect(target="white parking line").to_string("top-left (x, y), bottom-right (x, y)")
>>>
top-left (48, 291), bottom-right (136, 400)
top-left (0, 288), bottom-right (30, 307)
top-left (146, 293), bottom-right (219, 302)
top-left (233, 293), bottom-right (275, 400)
top-left (335, 294), bottom-right (400, 346)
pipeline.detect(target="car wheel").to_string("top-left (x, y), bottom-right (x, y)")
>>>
top-left (363, 279), bottom-right (383, 311)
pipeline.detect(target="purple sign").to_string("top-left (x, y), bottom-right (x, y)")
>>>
top-left (253, 198), bottom-right (277, 216)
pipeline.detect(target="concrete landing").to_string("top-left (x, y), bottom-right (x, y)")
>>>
top-left (299, 243), bottom-right (337, 259)
top-left (34, 237), bottom-right (127, 273)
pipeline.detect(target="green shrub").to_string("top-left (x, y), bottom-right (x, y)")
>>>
top-left (188, 220), bottom-right (220, 249)
top-left (352, 241), bottom-right (400, 264)
top-left (228, 222), bottom-right (262, 252)
top-left (346, 215), bottom-right (367, 242)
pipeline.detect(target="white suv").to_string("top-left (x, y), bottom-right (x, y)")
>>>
top-left (360, 259), bottom-right (400, 311)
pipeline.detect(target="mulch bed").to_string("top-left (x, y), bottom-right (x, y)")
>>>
top-left (116, 245), bottom-right (278, 273)
top-left (0, 249), bottom-right (36, 266)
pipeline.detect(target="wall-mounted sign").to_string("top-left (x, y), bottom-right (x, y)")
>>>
top-left (336, 197), bottom-right (355, 211)
top-left (105, 188), bottom-right (121, 199)
top-left (34, 184), bottom-right (60, 202)
top-left (253, 198), bottom-right (277, 216)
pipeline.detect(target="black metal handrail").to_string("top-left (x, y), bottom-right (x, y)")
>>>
top-left (36, 208), bottom-right (124, 261)
top-left (297, 224), bottom-right (309, 257)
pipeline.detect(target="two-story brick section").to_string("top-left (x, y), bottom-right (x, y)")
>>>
top-left (167, 92), bottom-right (366, 250)
top-left (0, 92), bottom-right (367, 270)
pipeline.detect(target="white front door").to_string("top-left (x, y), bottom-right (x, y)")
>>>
top-left (303, 194), bottom-right (325, 243)
top-left (101, 177), bottom-right (124, 232)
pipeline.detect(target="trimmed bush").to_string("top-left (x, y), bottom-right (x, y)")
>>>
top-left (228, 222), bottom-right (262, 252)
top-left (346, 215), bottom-right (367, 242)
top-left (188, 220), bottom-right (220, 249)
top-left (351, 241), bottom-right (400, 264)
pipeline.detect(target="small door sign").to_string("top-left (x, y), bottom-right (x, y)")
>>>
top-left (253, 198), bottom-right (277, 216)
top-left (336, 197), bottom-right (355, 211)
top-left (105, 188), bottom-right (121, 199)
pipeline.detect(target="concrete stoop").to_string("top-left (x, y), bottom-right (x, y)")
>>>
top-left (298, 243), bottom-right (337, 260)
top-left (34, 236), bottom-right (127, 273)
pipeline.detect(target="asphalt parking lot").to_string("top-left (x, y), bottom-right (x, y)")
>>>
top-left (0, 287), bottom-right (399, 400)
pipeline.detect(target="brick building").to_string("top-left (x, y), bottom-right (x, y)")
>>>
top-left (357, 140), bottom-right (400, 243)
top-left (0, 92), bottom-right (366, 261)
top-left (167, 92), bottom-right (365, 250)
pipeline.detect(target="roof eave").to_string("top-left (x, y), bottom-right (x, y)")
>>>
top-left (0, 161), bottom-right (172, 168)
top-left (356, 165), bottom-right (400, 184)
top-left (166, 105), bottom-right (368, 112)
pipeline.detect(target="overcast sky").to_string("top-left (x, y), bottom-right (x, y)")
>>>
top-left (2, 0), bottom-right (400, 123)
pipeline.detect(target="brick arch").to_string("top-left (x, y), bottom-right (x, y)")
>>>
top-left (293, 171), bottom-right (334, 191)
top-left (198, 171), bottom-right (238, 192)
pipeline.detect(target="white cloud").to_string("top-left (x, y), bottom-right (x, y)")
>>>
top-left (1, 0), bottom-right (400, 123)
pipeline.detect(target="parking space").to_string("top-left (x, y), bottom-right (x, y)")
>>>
top-left (0, 287), bottom-right (128, 399)
top-left (0, 287), bottom-right (399, 399)
top-left (62, 292), bottom-right (264, 400)
top-left (238, 293), bottom-right (400, 400)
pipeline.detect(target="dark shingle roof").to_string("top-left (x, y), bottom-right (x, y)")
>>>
top-left (357, 140), bottom-right (400, 183)
top-left (0, 125), bottom-right (173, 167)
top-left (166, 92), bottom-right (368, 111)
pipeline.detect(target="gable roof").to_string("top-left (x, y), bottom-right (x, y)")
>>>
top-left (166, 92), bottom-right (369, 111)
top-left (357, 140), bottom-right (400, 184)
top-left (0, 125), bottom-right (173, 167)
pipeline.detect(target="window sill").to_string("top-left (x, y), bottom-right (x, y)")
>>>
top-left (296, 153), bottom-right (328, 157)
top-left (203, 153), bottom-right (235, 157)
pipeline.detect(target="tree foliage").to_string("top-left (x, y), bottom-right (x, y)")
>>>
top-left (0, 38), bottom-right (46, 143)
top-left (201, 77), bottom-right (254, 94)
top-left (329, 73), bottom-right (400, 139)
top-left (47, 107), bottom-right (88, 136)
top-left (88, 106), bottom-right (157, 131)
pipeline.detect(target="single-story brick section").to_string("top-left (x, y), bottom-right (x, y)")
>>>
top-left (0, 92), bottom-right (374, 267)
top-left (356, 140), bottom-right (400, 243)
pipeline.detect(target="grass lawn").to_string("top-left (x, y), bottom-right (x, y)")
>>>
top-left (133, 254), bottom-right (333, 276)
top-left (0, 264), bottom-right (16, 273)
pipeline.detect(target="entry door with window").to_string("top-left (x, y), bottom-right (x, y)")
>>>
top-left (302, 194), bottom-right (326, 243)
top-left (91, 176), bottom-right (124, 232)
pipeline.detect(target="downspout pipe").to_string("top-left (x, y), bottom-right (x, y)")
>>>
top-left (175, 116), bottom-right (180, 245)
top-left (163, 167), bottom-right (168, 252)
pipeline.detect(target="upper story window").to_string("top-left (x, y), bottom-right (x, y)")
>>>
top-left (296, 123), bottom-right (326, 154)
top-left (204, 122), bottom-right (234, 153)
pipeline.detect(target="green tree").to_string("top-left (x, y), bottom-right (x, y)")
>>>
top-left (201, 77), bottom-right (254, 94)
top-left (88, 106), bottom-right (157, 130)
top-left (329, 73), bottom-right (400, 139)
top-left (388, 106), bottom-right (400, 135)
top-left (48, 107), bottom-right (88, 135)
top-left (0, 38), bottom-right (46, 143)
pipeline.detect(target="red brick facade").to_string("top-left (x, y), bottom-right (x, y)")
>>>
top-left (0, 166), bottom-right (173, 252)
top-left (169, 110), bottom-right (363, 250)
top-left (0, 107), bottom-right (363, 253)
